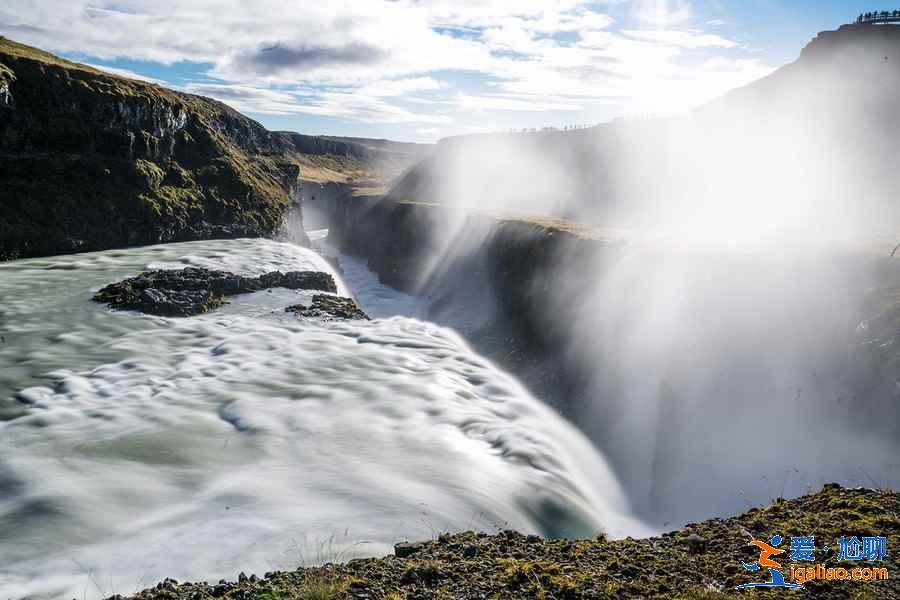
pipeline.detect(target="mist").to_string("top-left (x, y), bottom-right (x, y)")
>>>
top-left (382, 24), bottom-right (900, 527)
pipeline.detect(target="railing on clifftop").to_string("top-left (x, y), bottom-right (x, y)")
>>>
top-left (856, 10), bottom-right (900, 24)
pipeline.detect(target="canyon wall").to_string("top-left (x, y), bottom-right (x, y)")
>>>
top-left (0, 37), bottom-right (313, 260)
top-left (329, 194), bottom-right (900, 524)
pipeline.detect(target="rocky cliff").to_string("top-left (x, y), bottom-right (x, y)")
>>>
top-left (327, 196), bottom-right (620, 409)
top-left (328, 191), bottom-right (900, 527)
top-left (0, 37), bottom-right (310, 260)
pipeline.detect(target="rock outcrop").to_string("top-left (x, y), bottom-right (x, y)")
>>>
top-left (285, 294), bottom-right (369, 320)
top-left (93, 267), bottom-right (336, 316)
top-left (0, 36), bottom-right (309, 260)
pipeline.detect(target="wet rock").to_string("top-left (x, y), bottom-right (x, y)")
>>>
top-left (285, 294), bottom-right (369, 321)
top-left (137, 288), bottom-right (223, 317)
top-left (94, 267), bottom-right (336, 316)
top-left (258, 270), bottom-right (336, 292)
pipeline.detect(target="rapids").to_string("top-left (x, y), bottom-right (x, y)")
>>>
top-left (0, 238), bottom-right (642, 599)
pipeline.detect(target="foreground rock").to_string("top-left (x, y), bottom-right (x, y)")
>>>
top-left (122, 485), bottom-right (899, 599)
top-left (93, 267), bottom-right (336, 316)
top-left (286, 294), bottom-right (369, 320)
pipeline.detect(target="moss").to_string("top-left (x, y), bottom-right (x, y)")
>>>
top-left (294, 573), bottom-right (350, 600)
top-left (498, 559), bottom-right (591, 598)
top-left (135, 159), bottom-right (165, 188)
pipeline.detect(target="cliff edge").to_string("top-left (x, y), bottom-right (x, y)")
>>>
top-left (0, 37), bottom-right (306, 260)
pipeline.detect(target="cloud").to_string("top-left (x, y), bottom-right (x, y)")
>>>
top-left (358, 77), bottom-right (448, 97)
top-left (231, 42), bottom-right (388, 77)
top-left (180, 83), bottom-right (310, 115)
top-left (630, 0), bottom-right (694, 27)
top-left (0, 0), bottom-right (775, 128)
top-left (622, 29), bottom-right (738, 49)
top-left (456, 92), bottom-right (583, 112)
top-left (183, 81), bottom-right (453, 124)
top-left (83, 62), bottom-right (168, 85)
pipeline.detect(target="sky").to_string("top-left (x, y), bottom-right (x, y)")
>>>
top-left (0, 0), bottom-right (896, 142)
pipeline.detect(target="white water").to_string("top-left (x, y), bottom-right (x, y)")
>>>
top-left (0, 238), bottom-right (642, 599)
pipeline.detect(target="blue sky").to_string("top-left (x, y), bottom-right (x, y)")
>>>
top-left (1, 1), bottom-right (894, 142)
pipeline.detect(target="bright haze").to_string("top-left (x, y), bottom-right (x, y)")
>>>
top-left (0, 0), bottom-right (878, 143)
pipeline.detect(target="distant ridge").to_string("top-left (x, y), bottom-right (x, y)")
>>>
top-left (389, 23), bottom-right (900, 235)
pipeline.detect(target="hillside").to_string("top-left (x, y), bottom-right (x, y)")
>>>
top-left (124, 485), bottom-right (900, 599)
top-left (0, 36), bottom-right (310, 259)
top-left (0, 37), bottom-right (427, 260)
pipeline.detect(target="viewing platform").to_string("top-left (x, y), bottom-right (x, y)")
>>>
top-left (855, 10), bottom-right (900, 24)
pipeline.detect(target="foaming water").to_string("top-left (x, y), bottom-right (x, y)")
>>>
top-left (0, 239), bottom-right (642, 599)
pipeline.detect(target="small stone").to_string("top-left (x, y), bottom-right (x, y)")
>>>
top-left (526, 534), bottom-right (541, 544)
top-left (394, 541), bottom-right (424, 558)
top-left (682, 534), bottom-right (707, 553)
top-left (463, 544), bottom-right (478, 558)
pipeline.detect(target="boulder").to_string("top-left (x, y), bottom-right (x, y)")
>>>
top-left (285, 294), bottom-right (369, 321)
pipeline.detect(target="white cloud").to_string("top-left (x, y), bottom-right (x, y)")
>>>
top-left (630, 0), bottom-right (694, 28)
top-left (621, 29), bottom-right (738, 49)
top-left (180, 83), bottom-right (310, 115)
top-left (83, 62), bottom-right (168, 85)
top-left (357, 77), bottom-right (448, 98)
top-left (183, 82), bottom-right (453, 124)
top-left (456, 92), bottom-right (583, 112)
top-left (0, 0), bottom-right (775, 127)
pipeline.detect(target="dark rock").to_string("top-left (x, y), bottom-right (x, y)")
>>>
top-left (263, 270), bottom-right (337, 293)
top-left (394, 541), bottom-right (424, 558)
top-left (682, 533), bottom-right (707, 554)
top-left (94, 267), bottom-right (336, 316)
top-left (348, 581), bottom-right (370, 599)
top-left (285, 294), bottom-right (369, 321)
top-left (462, 543), bottom-right (477, 558)
top-left (137, 288), bottom-right (223, 317)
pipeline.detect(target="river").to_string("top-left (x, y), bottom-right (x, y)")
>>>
top-left (0, 236), bottom-right (644, 599)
